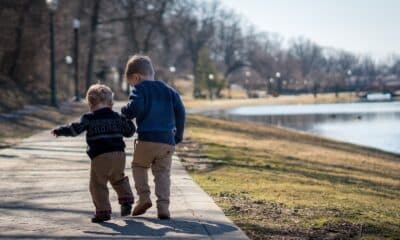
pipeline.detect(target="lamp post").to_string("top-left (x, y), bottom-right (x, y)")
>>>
top-left (269, 77), bottom-right (275, 95)
top-left (169, 66), bottom-right (176, 88)
top-left (245, 71), bottom-right (251, 97)
top-left (73, 18), bottom-right (80, 101)
top-left (304, 79), bottom-right (308, 93)
top-left (65, 56), bottom-right (73, 96)
top-left (147, 3), bottom-right (155, 11)
top-left (347, 69), bottom-right (352, 93)
top-left (283, 80), bottom-right (288, 92)
top-left (65, 55), bottom-right (73, 65)
top-left (275, 72), bottom-right (281, 95)
top-left (46, 0), bottom-right (58, 106)
top-left (208, 74), bottom-right (214, 100)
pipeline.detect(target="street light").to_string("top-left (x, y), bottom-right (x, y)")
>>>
top-left (65, 56), bottom-right (73, 96)
top-left (46, 0), bottom-right (58, 11)
top-left (169, 66), bottom-right (176, 87)
top-left (347, 70), bottom-right (352, 76)
top-left (275, 72), bottom-right (281, 94)
top-left (244, 71), bottom-right (251, 98)
top-left (207, 74), bottom-right (215, 100)
top-left (346, 69), bottom-right (352, 94)
top-left (65, 55), bottom-right (73, 65)
top-left (46, 0), bottom-right (58, 106)
top-left (147, 4), bottom-right (155, 11)
top-left (73, 18), bottom-right (80, 101)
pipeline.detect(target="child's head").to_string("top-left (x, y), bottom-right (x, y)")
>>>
top-left (86, 84), bottom-right (114, 111)
top-left (124, 54), bottom-right (155, 86)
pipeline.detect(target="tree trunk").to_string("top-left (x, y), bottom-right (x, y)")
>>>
top-left (86, 0), bottom-right (101, 91)
top-left (8, 2), bottom-right (31, 81)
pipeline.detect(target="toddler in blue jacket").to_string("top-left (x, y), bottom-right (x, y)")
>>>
top-left (121, 55), bottom-right (185, 219)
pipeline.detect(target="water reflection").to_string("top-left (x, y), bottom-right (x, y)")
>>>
top-left (221, 102), bottom-right (400, 155)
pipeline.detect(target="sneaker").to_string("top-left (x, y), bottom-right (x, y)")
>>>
top-left (132, 201), bottom-right (152, 216)
top-left (91, 215), bottom-right (111, 223)
top-left (121, 204), bottom-right (132, 217)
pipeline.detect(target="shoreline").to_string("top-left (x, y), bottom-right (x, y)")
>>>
top-left (187, 113), bottom-right (400, 160)
top-left (184, 92), bottom-right (359, 113)
top-left (185, 96), bottom-right (400, 157)
top-left (206, 114), bottom-right (400, 157)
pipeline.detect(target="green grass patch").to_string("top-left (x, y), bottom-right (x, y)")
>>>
top-left (179, 115), bottom-right (400, 239)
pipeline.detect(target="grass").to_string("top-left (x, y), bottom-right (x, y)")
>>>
top-left (0, 102), bottom-right (87, 148)
top-left (177, 115), bottom-right (400, 239)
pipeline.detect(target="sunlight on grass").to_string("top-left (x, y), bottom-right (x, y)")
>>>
top-left (180, 115), bottom-right (400, 239)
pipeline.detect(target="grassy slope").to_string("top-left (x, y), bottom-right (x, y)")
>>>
top-left (178, 115), bottom-right (400, 239)
top-left (0, 102), bottom-right (87, 148)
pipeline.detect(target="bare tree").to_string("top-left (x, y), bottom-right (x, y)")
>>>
top-left (173, 0), bottom-right (219, 97)
top-left (289, 37), bottom-right (322, 96)
top-left (86, 0), bottom-right (101, 90)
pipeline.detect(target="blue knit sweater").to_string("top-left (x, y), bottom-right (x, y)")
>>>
top-left (121, 80), bottom-right (186, 145)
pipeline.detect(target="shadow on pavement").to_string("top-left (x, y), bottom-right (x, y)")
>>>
top-left (84, 217), bottom-right (237, 237)
top-left (0, 201), bottom-right (92, 215)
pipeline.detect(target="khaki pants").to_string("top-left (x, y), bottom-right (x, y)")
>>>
top-left (90, 151), bottom-right (134, 216)
top-left (132, 141), bottom-right (175, 212)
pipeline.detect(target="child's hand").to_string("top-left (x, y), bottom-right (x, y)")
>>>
top-left (50, 129), bottom-right (58, 137)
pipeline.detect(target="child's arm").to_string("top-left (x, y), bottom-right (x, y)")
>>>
top-left (173, 92), bottom-right (186, 144)
top-left (52, 115), bottom-right (88, 137)
top-left (121, 87), bottom-right (144, 120)
top-left (121, 115), bottom-right (136, 138)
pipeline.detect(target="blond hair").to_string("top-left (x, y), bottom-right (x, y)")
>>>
top-left (124, 54), bottom-right (155, 79)
top-left (86, 84), bottom-right (114, 107)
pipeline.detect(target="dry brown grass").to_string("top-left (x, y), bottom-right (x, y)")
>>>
top-left (183, 92), bottom-right (358, 111)
top-left (0, 102), bottom-right (87, 148)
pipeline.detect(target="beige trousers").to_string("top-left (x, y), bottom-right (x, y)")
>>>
top-left (90, 151), bottom-right (134, 216)
top-left (132, 141), bottom-right (175, 211)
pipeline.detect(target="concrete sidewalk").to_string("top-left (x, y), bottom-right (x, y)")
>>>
top-left (0, 131), bottom-right (248, 239)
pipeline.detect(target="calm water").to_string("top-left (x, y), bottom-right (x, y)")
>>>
top-left (224, 101), bottom-right (400, 154)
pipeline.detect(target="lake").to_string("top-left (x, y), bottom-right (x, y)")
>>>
top-left (222, 101), bottom-right (400, 155)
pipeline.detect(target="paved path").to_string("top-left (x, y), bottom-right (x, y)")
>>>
top-left (0, 130), bottom-right (248, 239)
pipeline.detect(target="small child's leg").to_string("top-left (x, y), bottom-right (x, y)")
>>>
top-left (131, 141), bottom-right (157, 216)
top-left (132, 165), bottom-right (151, 203)
top-left (151, 144), bottom-right (175, 219)
top-left (90, 156), bottom-right (112, 222)
top-left (131, 165), bottom-right (153, 216)
top-left (109, 152), bottom-right (134, 216)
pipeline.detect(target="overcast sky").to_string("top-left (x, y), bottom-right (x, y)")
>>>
top-left (219, 0), bottom-right (399, 60)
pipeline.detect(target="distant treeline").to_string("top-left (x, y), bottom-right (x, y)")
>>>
top-left (1, 0), bottom-right (400, 110)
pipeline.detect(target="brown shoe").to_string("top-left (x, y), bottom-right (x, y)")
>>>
top-left (132, 201), bottom-right (152, 216)
top-left (158, 213), bottom-right (170, 220)
top-left (157, 206), bottom-right (170, 220)
top-left (91, 215), bottom-right (111, 223)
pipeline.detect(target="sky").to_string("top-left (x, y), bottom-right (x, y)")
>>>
top-left (219, 0), bottom-right (400, 60)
